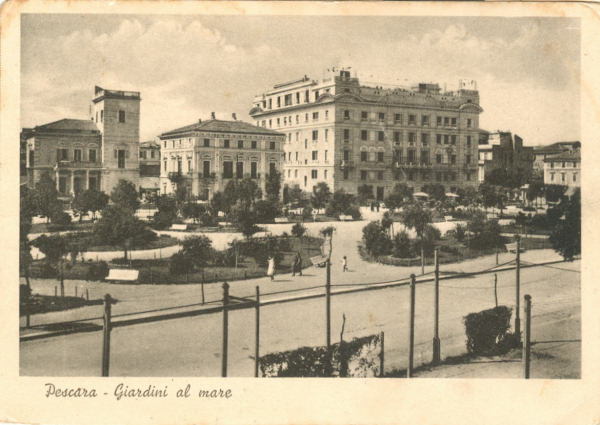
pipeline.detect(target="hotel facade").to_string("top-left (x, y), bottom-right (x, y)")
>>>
top-left (250, 70), bottom-right (483, 200)
top-left (158, 116), bottom-right (285, 200)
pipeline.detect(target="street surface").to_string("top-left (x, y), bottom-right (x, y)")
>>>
top-left (20, 219), bottom-right (580, 377)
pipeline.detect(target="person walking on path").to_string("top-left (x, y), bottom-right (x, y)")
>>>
top-left (342, 255), bottom-right (348, 272)
top-left (292, 251), bottom-right (303, 277)
top-left (267, 256), bottom-right (275, 281)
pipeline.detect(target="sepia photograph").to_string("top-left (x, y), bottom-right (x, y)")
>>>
top-left (16, 12), bottom-right (582, 379)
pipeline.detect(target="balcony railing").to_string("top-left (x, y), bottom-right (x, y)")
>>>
top-left (54, 160), bottom-right (102, 169)
top-left (339, 160), bottom-right (354, 169)
top-left (199, 172), bottom-right (216, 179)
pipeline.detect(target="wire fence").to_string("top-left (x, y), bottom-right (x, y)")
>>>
top-left (20, 253), bottom-right (581, 378)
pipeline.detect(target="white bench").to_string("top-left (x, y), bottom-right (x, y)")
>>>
top-left (444, 216), bottom-right (453, 222)
top-left (170, 223), bottom-right (189, 231)
top-left (339, 215), bottom-right (353, 221)
top-left (274, 217), bottom-right (289, 223)
top-left (105, 269), bottom-right (139, 282)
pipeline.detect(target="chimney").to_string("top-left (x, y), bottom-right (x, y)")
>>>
top-left (211, 112), bottom-right (216, 119)
top-left (232, 113), bottom-right (237, 120)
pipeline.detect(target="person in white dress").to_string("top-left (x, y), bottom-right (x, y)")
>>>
top-left (267, 256), bottom-right (275, 281)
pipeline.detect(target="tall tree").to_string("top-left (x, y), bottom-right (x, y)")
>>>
top-left (33, 172), bottom-right (60, 222)
top-left (72, 189), bottom-right (109, 222)
top-left (20, 186), bottom-right (36, 290)
top-left (550, 189), bottom-right (581, 260)
top-left (110, 179), bottom-right (140, 212)
top-left (229, 200), bottom-right (260, 239)
top-left (385, 183), bottom-right (412, 212)
top-left (400, 202), bottom-right (432, 273)
top-left (311, 182), bottom-right (332, 211)
top-left (265, 170), bottom-right (282, 202)
top-left (422, 183), bottom-right (446, 202)
top-left (94, 205), bottom-right (153, 259)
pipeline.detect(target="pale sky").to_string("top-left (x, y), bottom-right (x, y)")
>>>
top-left (21, 15), bottom-right (580, 146)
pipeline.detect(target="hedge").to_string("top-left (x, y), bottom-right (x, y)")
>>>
top-left (259, 333), bottom-right (382, 377)
top-left (463, 306), bottom-right (516, 355)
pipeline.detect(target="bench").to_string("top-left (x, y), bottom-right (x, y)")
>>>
top-left (310, 255), bottom-right (328, 267)
top-left (274, 217), bottom-right (289, 223)
top-left (170, 223), bottom-right (189, 231)
top-left (339, 215), bottom-right (353, 221)
top-left (105, 269), bottom-right (139, 282)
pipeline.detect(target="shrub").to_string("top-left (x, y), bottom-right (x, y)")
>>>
top-left (212, 249), bottom-right (237, 267)
top-left (302, 206), bottom-right (313, 221)
top-left (237, 236), bottom-right (285, 267)
top-left (454, 223), bottom-right (466, 242)
top-left (291, 222), bottom-right (307, 238)
top-left (392, 230), bottom-right (412, 258)
top-left (39, 262), bottom-right (58, 278)
top-left (169, 251), bottom-right (194, 275)
top-left (87, 261), bottom-right (109, 281)
top-left (152, 210), bottom-right (175, 230)
top-left (463, 306), bottom-right (513, 355)
top-left (362, 221), bottom-right (392, 258)
top-left (345, 205), bottom-right (362, 220)
top-left (181, 235), bottom-right (213, 268)
top-left (50, 209), bottom-right (71, 225)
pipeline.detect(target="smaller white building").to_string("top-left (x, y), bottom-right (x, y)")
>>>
top-left (543, 149), bottom-right (580, 189)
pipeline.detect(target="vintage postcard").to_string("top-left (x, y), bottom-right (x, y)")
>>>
top-left (1, 1), bottom-right (599, 424)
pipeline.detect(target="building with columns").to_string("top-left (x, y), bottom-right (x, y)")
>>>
top-left (250, 69), bottom-right (483, 200)
top-left (24, 86), bottom-right (141, 199)
top-left (158, 116), bottom-right (285, 200)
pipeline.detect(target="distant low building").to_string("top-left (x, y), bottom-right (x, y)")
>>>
top-left (158, 115), bottom-right (285, 200)
top-left (477, 131), bottom-right (533, 183)
top-left (543, 149), bottom-right (580, 191)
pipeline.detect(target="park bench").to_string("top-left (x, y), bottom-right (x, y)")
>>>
top-left (339, 215), bottom-right (353, 221)
top-left (105, 269), bottom-right (139, 282)
top-left (310, 255), bottom-right (328, 268)
top-left (169, 223), bottom-right (189, 231)
top-left (274, 217), bottom-right (289, 223)
top-left (444, 215), bottom-right (453, 222)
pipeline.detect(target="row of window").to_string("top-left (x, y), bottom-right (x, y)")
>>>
top-left (164, 159), bottom-right (277, 178)
top-left (284, 168), bottom-right (472, 184)
top-left (94, 109), bottom-right (127, 124)
top-left (549, 172), bottom-right (578, 183)
top-left (261, 87), bottom-right (330, 111)
top-left (549, 161), bottom-right (579, 169)
top-left (139, 150), bottom-right (159, 159)
top-left (163, 138), bottom-right (277, 150)
top-left (353, 150), bottom-right (472, 165)
top-left (259, 110), bottom-right (473, 130)
top-left (56, 148), bottom-right (98, 163)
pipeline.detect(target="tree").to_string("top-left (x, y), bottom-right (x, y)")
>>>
top-left (94, 205), bottom-right (155, 259)
top-left (380, 212), bottom-right (394, 237)
top-left (400, 202), bottom-right (432, 272)
top-left (478, 183), bottom-right (498, 213)
top-left (362, 221), bottom-right (392, 258)
top-left (550, 190), bottom-right (580, 260)
top-left (311, 182), bottom-right (331, 211)
top-left (286, 184), bottom-right (305, 206)
top-left (392, 230), bottom-right (412, 258)
top-left (385, 183), bottom-right (412, 211)
top-left (153, 195), bottom-right (178, 229)
top-left (255, 199), bottom-right (280, 223)
top-left (357, 184), bottom-right (373, 205)
top-left (265, 170), bottom-right (282, 202)
top-left (230, 200), bottom-right (260, 239)
top-left (33, 172), bottom-right (60, 222)
top-left (545, 184), bottom-right (567, 203)
top-left (20, 186), bottom-right (36, 290)
top-left (31, 234), bottom-right (69, 295)
top-left (527, 178), bottom-right (544, 208)
top-left (110, 179), bottom-right (140, 212)
top-left (182, 201), bottom-right (206, 224)
top-left (325, 189), bottom-right (357, 217)
top-left (72, 189), bottom-right (109, 222)
top-left (223, 178), bottom-right (262, 211)
top-left (422, 183), bottom-right (446, 202)
top-left (456, 186), bottom-right (478, 207)
top-left (181, 235), bottom-right (214, 268)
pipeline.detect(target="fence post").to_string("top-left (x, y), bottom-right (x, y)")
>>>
top-left (523, 294), bottom-right (532, 379)
top-left (379, 331), bottom-right (385, 377)
top-left (326, 259), bottom-right (331, 349)
top-left (432, 249), bottom-right (441, 365)
top-left (101, 294), bottom-right (116, 377)
top-left (221, 281), bottom-right (230, 377)
top-left (515, 236), bottom-right (521, 341)
top-left (494, 273), bottom-right (498, 308)
top-left (255, 286), bottom-right (260, 378)
top-left (407, 274), bottom-right (416, 378)
top-left (86, 288), bottom-right (89, 301)
top-left (75, 286), bottom-right (78, 297)
top-left (420, 246), bottom-right (425, 275)
top-left (54, 286), bottom-right (57, 297)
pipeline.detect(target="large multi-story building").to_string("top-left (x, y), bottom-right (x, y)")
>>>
top-left (158, 115), bottom-right (285, 200)
top-left (25, 86), bottom-right (141, 198)
top-left (477, 131), bottom-right (534, 183)
top-left (250, 70), bottom-right (482, 200)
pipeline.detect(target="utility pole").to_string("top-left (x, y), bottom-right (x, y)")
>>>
top-left (407, 274), bottom-right (416, 378)
top-left (221, 282), bottom-right (230, 377)
top-left (432, 249), bottom-right (440, 364)
top-left (515, 236), bottom-right (521, 341)
top-left (326, 259), bottom-right (331, 349)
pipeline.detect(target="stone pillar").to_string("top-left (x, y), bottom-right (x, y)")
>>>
top-left (55, 170), bottom-right (60, 192)
top-left (85, 169), bottom-right (90, 190)
top-left (70, 171), bottom-right (75, 196)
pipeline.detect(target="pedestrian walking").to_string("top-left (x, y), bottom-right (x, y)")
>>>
top-left (292, 251), bottom-right (303, 277)
top-left (342, 255), bottom-right (348, 272)
top-left (267, 256), bottom-right (275, 281)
